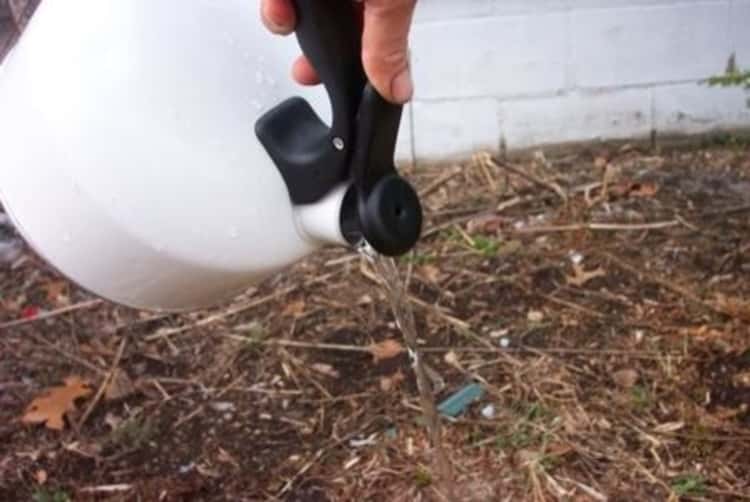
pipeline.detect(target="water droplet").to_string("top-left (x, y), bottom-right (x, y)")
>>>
top-left (228, 226), bottom-right (239, 239)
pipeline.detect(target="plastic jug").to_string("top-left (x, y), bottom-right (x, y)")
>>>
top-left (0, 0), bottom-right (422, 311)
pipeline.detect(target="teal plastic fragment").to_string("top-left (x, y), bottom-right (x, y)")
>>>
top-left (437, 383), bottom-right (485, 417)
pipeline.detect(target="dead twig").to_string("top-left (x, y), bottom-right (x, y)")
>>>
top-left (488, 156), bottom-right (568, 203)
top-left (221, 335), bottom-right (371, 353)
top-left (222, 335), bottom-right (690, 360)
top-left (512, 220), bottom-right (680, 234)
top-left (78, 484), bottom-right (133, 494)
top-left (699, 202), bottom-right (750, 217)
top-left (173, 405), bottom-right (206, 429)
top-left (0, 299), bottom-right (103, 330)
top-left (145, 286), bottom-right (298, 341)
top-left (418, 166), bottom-right (462, 198)
top-left (601, 252), bottom-right (740, 320)
top-left (77, 335), bottom-right (128, 429)
top-left (26, 332), bottom-right (107, 376)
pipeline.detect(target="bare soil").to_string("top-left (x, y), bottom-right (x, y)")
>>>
top-left (1, 140), bottom-right (750, 501)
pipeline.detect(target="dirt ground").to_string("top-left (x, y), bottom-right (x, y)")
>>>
top-left (1, 139), bottom-right (750, 501)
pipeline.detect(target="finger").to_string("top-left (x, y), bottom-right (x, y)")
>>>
top-left (260, 0), bottom-right (296, 35)
top-left (362, 0), bottom-right (417, 104)
top-left (292, 55), bottom-right (321, 85)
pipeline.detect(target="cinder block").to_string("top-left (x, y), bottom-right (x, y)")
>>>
top-left (412, 98), bottom-right (501, 160)
top-left (499, 88), bottom-right (652, 149)
top-left (301, 85), bottom-right (413, 164)
top-left (488, 0), bottom-right (566, 16)
top-left (731, 0), bottom-right (750, 64)
top-left (653, 83), bottom-right (750, 134)
top-left (395, 104), bottom-right (414, 164)
top-left (570, 0), bottom-right (726, 9)
top-left (410, 13), bottom-right (566, 100)
top-left (571, 2), bottom-right (731, 88)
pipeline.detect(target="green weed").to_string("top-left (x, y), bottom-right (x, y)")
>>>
top-left (671, 473), bottom-right (706, 497)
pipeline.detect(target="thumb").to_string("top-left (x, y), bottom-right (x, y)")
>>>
top-left (361, 0), bottom-right (417, 104)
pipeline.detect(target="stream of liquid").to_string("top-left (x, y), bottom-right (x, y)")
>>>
top-left (359, 243), bottom-right (454, 493)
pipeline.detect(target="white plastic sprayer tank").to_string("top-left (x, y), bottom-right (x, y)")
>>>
top-left (0, 0), bottom-right (346, 310)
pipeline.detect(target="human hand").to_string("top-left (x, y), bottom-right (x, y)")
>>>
top-left (260, 0), bottom-right (417, 104)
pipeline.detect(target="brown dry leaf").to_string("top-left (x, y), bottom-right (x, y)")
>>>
top-left (679, 325), bottom-right (724, 340)
top-left (712, 293), bottom-right (750, 320)
top-left (105, 369), bottom-right (135, 401)
top-left (282, 299), bottom-right (306, 318)
top-left (34, 469), bottom-right (47, 485)
top-left (612, 369), bottom-right (639, 389)
top-left (40, 280), bottom-right (67, 304)
top-left (368, 339), bottom-right (405, 363)
top-left (379, 369), bottom-right (405, 392)
top-left (566, 264), bottom-right (606, 287)
top-left (628, 182), bottom-right (659, 198)
top-left (22, 376), bottom-right (92, 430)
top-left (417, 264), bottom-right (441, 284)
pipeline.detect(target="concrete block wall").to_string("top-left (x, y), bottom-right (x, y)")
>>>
top-left (398, 0), bottom-right (750, 163)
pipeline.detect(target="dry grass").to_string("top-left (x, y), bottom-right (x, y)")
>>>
top-left (1, 140), bottom-right (750, 501)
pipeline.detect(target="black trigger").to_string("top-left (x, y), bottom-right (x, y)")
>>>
top-left (255, 97), bottom-right (347, 205)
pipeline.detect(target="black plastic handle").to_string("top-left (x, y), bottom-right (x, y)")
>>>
top-left (291, 0), bottom-right (365, 146)
top-left (255, 0), bottom-right (366, 204)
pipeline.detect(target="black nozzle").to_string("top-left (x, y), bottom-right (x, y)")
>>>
top-left (351, 86), bottom-right (422, 256)
top-left (360, 175), bottom-right (422, 256)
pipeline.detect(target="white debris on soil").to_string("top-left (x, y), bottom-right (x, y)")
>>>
top-left (209, 401), bottom-right (236, 413)
top-left (480, 404), bottom-right (496, 419)
top-left (568, 250), bottom-right (584, 265)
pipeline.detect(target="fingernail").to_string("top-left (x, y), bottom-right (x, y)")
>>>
top-left (391, 67), bottom-right (414, 104)
top-left (266, 18), bottom-right (293, 35)
top-left (262, 6), bottom-right (293, 34)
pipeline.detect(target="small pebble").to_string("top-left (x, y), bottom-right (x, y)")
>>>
top-left (569, 251), bottom-right (584, 265)
top-left (481, 404), bottom-right (496, 419)
top-left (499, 337), bottom-right (510, 348)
